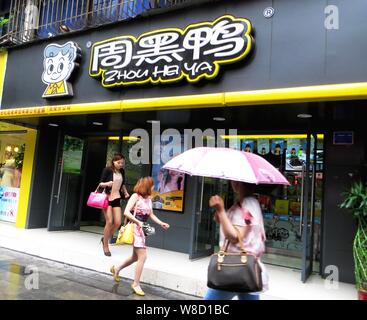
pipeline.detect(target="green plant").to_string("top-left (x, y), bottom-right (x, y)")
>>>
top-left (0, 17), bottom-right (9, 27)
top-left (340, 181), bottom-right (367, 291)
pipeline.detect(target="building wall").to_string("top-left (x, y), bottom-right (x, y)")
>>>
top-left (2, 0), bottom-right (367, 109)
top-left (0, 0), bottom-right (366, 277)
top-left (27, 127), bottom-right (59, 228)
top-left (322, 126), bottom-right (365, 283)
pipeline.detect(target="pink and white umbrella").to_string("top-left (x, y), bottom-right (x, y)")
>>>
top-left (162, 147), bottom-right (289, 185)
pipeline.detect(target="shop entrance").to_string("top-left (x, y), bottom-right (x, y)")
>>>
top-left (48, 133), bottom-right (86, 231)
top-left (190, 177), bottom-right (229, 259)
top-left (47, 130), bottom-right (146, 234)
top-left (78, 135), bottom-right (146, 234)
top-left (190, 133), bottom-right (324, 282)
top-left (258, 133), bottom-right (323, 282)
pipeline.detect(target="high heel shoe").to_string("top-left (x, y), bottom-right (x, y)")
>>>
top-left (100, 237), bottom-right (111, 257)
top-left (110, 266), bottom-right (121, 283)
top-left (131, 284), bottom-right (145, 296)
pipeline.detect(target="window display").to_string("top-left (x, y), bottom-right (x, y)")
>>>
top-left (151, 136), bottom-right (186, 212)
top-left (0, 133), bottom-right (27, 223)
top-left (226, 134), bottom-right (324, 270)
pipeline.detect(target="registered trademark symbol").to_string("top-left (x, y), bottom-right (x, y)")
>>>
top-left (263, 7), bottom-right (275, 18)
top-left (86, 41), bottom-right (92, 48)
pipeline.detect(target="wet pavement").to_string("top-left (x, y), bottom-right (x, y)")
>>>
top-left (0, 248), bottom-right (199, 300)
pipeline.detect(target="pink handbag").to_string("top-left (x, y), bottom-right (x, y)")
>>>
top-left (87, 186), bottom-right (108, 209)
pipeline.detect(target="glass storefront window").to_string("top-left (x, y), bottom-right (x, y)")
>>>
top-left (121, 138), bottom-right (145, 192)
top-left (106, 136), bottom-right (146, 192)
top-left (106, 137), bottom-right (120, 166)
top-left (216, 134), bottom-right (324, 272)
top-left (0, 132), bottom-right (27, 223)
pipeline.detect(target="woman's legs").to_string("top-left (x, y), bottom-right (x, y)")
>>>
top-left (204, 288), bottom-right (260, 300)
top-left (114, 250), bottom-right (138, 274)
top-left (237, 293), bottom-right (260, 300)
top-left (102, 207), bottom-right (113, 253)
top-left (102, 204), bottom-right (122, 251)
top-left (113, 247), bottom-right (146, 292)
top-left (133, 247), bottom-right (147, 288)
top-left (111, 206), bottom-right (122, 237)
top-left (204, 288), bottom-right (237, 300)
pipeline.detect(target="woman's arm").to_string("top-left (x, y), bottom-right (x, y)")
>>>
top-left (120, 169), bottom-right (129, 198)
top-left (124, 193), bottom-right (143, 228)
top-left (210, 195), bottom-right (250, 244)
top-left (121, 184), bottom-right (130, 198)
top-left (149, 212), bottom-right (169, 230)
top-left (99, 168), bottom-right (113, 188)
top-left (100, 181), bottom-right (113, 188)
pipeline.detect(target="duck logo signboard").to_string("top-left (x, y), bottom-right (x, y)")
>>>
top-left (42, 41), bottom-right (81, 99)
top-left (89, 15), bottom-right (254, 88)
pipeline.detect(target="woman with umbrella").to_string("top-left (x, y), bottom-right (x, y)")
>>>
top-left (163, 147), bottom-right (288, 299)
top-left (207, 181), bottom-right (268, 300)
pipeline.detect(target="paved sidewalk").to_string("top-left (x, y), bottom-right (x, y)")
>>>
top-left (0, 222), bottom-right (358, 300)
top-left (0, 247), bottom-right (198, 300)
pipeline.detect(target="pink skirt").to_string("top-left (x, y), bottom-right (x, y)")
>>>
top-left (133, 224), bottom-right (146, 248)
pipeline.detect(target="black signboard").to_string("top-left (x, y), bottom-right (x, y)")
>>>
top-left (89, 15), bottom-right (254, 88)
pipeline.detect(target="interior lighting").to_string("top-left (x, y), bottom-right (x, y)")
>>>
top-left (108, 136), bottom-right (140, 141)
top-left (220, 134), bottom-right (324, 140)
top-left (297, 113), bottom-right (313, 119)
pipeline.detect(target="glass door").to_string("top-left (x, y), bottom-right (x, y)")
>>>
top-left (301, 133), bottom-right (317, 282)
top-left (189, 177), bottom-right (229, 259)
top-left (48, 134), bottom-right (85, 231)
top-left (256, 133), bottom-right (323, 278)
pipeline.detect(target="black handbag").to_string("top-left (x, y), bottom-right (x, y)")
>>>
top-left (207, 230), bottom-right (263, 293)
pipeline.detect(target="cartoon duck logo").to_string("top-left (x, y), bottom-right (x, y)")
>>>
top-left (42, 41), bottom-right (81, 99)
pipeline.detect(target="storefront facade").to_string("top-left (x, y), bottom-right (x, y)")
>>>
top-left (0, 0), bottom-right (366, 284)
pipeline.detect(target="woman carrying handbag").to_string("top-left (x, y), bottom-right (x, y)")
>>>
top-left (110, 176), bottom-right (170, 296)
top-left (206, 181), bottom-right (269, 300)
top-left (99, 153), bottom-right (130, 257)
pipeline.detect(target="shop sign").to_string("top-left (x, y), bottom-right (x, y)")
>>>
top-left (89, 15), bottom-right (253, 88)
top-left (0, 186), bottom-right (19, 223)
top-left (333, 131), bottom-right (354, 145)
top-left (42, 41), bottom-right (81, 99)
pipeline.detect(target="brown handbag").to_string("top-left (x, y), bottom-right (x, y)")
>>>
top-left (207, 228), bottom-right (263, 293)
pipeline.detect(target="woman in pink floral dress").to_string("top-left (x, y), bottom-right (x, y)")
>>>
top-left (110, 177), bottom-right (170, 296)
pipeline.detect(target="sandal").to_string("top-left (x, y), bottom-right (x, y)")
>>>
top-left (110, 266), bottom-right (121, 283)
top-left (131, 284), bottom-right (145, 296)
top-left (101, 237), bottom-right (111, 257)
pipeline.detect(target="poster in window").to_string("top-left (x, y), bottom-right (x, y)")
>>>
top-left (0, 187), bottom-right (20, 223)
top-left (285, 138), bottom-right (304, 171)
top-left (257, 139), bottom-right (270, 155)
top-left (151, 136), bottom-right (185, 212)
top-left (241, 139), bottom-right (255, 153)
